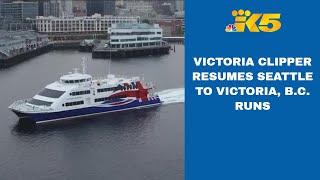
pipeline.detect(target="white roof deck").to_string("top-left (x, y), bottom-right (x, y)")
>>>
top-left (60, 73), bottom-right (92, 81)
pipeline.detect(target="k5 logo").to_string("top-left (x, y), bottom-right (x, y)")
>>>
top-left (225, 9), bottom-right (281, 32)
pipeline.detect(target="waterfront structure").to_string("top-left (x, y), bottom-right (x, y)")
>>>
top-left (108, 23), bottom-right (163, 49)
top-left (79, 39), bottom-right (100, 52)
top-left (0, 1), bottom-right (38, 22)
top-left (153, 18), bottom-right (184, 37)
top-left (9, 63), bottom-right (161, 123)
top-left (35, 14), bottom-right (140, 42)
top-left (36, 14), bottom-right (140, 33)
top-left (0, 30), bottom-right (51, 68)
top-left (92, 23), bottom-right (170, 58)
top-left (87, 0), bottom-right (116, 16)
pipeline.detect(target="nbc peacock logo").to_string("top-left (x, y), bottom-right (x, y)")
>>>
top-left (225, 24), bottom-right (237, 32)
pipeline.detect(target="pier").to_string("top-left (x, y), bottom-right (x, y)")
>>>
top-left (92, 44), bottom-right (171, 59)
top-left (0, 44), bottom-right (52, 68)
top-left (52, 40), bottom-right (81, 50)
top-left (163, 37), bottom-right (184, 43)
top-left (0, 30), bottom-right (52, 68)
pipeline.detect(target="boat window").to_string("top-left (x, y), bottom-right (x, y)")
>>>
top-left (64, 79), bottom-right (88, 83)
top-left (70, 90), bottom-right (90, 96)
top-left (29, 98), bottom-right (53, 106)
top-left (38, 88), bottom-right (65, 98)
top-left (94, 95), bottom-right (126, 102)
top-left (65, 100), bottom-right (84, 107)
top-left (95, 97), bottom-right (108, 102)
top-left (97, 87), bottom-right (116, 93)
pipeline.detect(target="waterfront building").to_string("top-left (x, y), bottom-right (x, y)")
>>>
top-left (35, 14), bottom-right (140, 41)
top-left (108, 23), bottom-right (164, 49)
top-left (0, 1), bottom-right (38, 22)
top-left (36, 14), bottom-right (140, 33)
top-left (92, 23), bottom-right (170, 58)
top-left (153, 18), bottom-right (184, 37)
top-left (0, 31), bottom-right (49, 58)
top-left (0, 30), bottom-right (50, 67)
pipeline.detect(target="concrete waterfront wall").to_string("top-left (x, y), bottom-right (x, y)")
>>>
top-left (0, 44), bottom-right (53, 68)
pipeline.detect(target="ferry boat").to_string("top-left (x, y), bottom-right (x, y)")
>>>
top-left (9, 61), bottom-right (161, 123)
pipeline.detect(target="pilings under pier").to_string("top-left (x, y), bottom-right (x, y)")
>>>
top-left (92, 46), bottom-right (171, 59)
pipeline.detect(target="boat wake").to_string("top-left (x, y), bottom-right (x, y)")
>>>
top-left (156, 88), bottom-right (185, 105)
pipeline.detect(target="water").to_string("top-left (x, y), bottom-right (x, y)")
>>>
top-left (0, 45), bottom-right (184, 180)
top-left (156, 88), bottom-right (185, 105)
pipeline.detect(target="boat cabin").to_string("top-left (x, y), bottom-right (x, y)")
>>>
top-left (60, 73), bottom-right (92, 84)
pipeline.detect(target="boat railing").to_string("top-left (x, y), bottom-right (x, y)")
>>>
top-left (93, 75), bottom-right (140, 82)
top-left (9, 99), bottom-right (53, 112)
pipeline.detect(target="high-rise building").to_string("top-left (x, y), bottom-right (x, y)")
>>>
top-left (175, 0), bottom-right (184, 12)
top-left (152, 0), bottom-right (174, 16)
top-left (72, 0), bottom-right (86, 16)
top-left (38, 0), bottom-right (46, 16)
top-left (58, 0), bottom-right (73, 17)
top-left (1, 1), bottom-right (38, 22)
top-left (104, 0), bottom-right (115, 15)
top-left (87, 1), bottom-right (103, 16)
top-left (115, 0), bottom-right (124, 7)
top-left (124, 0), bottom-right (155, 18)
top-left (39, 0), bottom-right (61, 17)
top-left (87, 0), bottom-right (115, 16)
top-left (0, 0), bottom-right (2, 17)
top-left (39, 0), bottom-right (75, 17)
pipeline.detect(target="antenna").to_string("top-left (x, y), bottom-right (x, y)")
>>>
top-left (81, 56), bottom-right (87, 74)
top-left (108, 41), bottom-right (112, 75)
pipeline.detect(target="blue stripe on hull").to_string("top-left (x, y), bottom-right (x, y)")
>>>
top-left (20, 98), bottom-right (161, 123)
